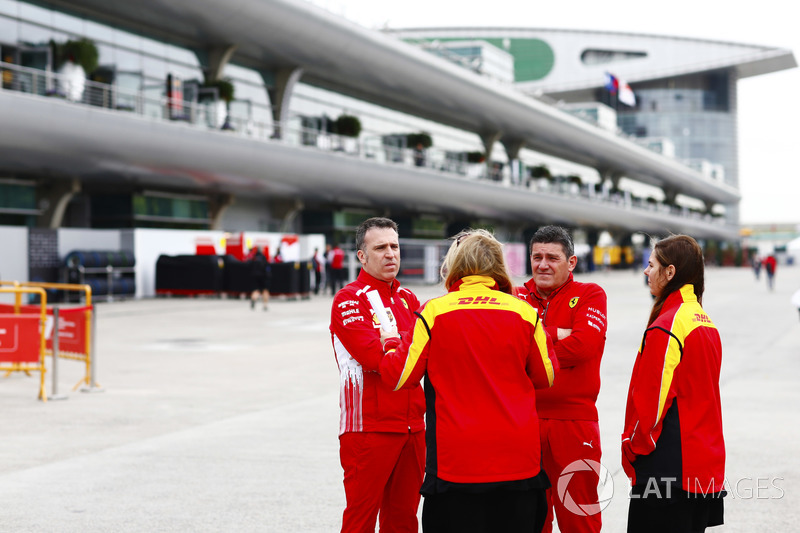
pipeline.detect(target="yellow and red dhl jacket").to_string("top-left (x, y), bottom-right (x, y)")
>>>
top-left (515, 273), bottom-right (607, 420)
top-left (621, 284), bottom-right (726, 493)
top-left (330, 269), bottom-right (425, 436)
top-left (380, 275), bottom-right (557, 485)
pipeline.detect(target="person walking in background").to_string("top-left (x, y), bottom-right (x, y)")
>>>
top-left (329, 217), bottom-right (425, 533)
top-left (752, 253), bottom-right (762, 280)
top-left (312, 247), bottom-right (324, 295)
top-left (248, 247), bottom-right (270, 311)
top-left (379, 229), bottom-right (557, 533)
top-left (622, 235), bottom-right (725, 533)
top-left (324, 243), bottom-right (334, 294)
top-left (329, 243), bottom-right (346, 295)
top-left (515, 225), bottom-right (607, 533)
top-left (763, 254), bottom-right (777, 290)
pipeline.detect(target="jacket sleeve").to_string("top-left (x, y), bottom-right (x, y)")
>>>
top-left (379, 306), bottom-right (432, 391)
top-left (525, 308), bottom-right (558, 389)
top-left (550, 284), bottom-right (607, 368)
top-left (624, 326), bottom-right (682, 458)
top-left (331, 291), bottom-right (384, 372)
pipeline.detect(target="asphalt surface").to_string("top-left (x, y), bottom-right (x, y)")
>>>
top-left (1, 266), bottom-right (798, 532)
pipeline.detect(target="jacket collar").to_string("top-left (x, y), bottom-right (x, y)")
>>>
top-left (449, 275), bottom-right (499, 292)
top-left (357, 268), bottom-right (400, 297)
top-left (663, 284), bottom-right (697, 310)
top-left (523, 272), bottom-right (574, 302)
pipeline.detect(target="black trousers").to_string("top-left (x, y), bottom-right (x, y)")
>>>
top-left (421, 488), bottom-right (546, 533)
top-left (627, 487), bottom-right (724, 533)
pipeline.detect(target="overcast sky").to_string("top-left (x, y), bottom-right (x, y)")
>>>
top-left (310, 0), bottom-right (800, 225)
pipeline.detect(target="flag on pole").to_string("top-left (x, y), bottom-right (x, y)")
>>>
top-left (618, 78), bottom-right (636, 107)
top-left (604, 72), bottom-right (618, 93)
top-left (604, 72), bottom-right (636, 106)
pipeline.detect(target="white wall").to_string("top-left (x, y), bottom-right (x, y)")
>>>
top-left (0, 226), bottom-right (29, 303)
top-left (0, 226), bottom-right (326, 299)
top-left (58, 228), bottom-right (123, 257)
top-left (132, 229), bottom-right (325, 297)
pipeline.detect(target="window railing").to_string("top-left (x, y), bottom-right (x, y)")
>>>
top-left (0, 60), bottom-right (727, 226)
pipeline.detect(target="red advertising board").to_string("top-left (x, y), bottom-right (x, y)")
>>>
top-left (0, 304), bottom-right (90, 355)
top-left (0, 314), bottom-right (41, 363)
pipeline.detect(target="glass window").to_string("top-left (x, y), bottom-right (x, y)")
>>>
top-left (0, 182), bottom-right (36, 209)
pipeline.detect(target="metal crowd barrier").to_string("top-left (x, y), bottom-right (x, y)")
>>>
top-left (0, 285), bottom-right (48, 401)
top-left (0, 280), bottom-right (100, 400)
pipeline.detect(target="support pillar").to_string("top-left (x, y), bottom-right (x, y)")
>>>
top-left (208, 194), bottom-right (235, 230)
top-left (198, 45), bottom-right (239, 84)
top-left (278, 198), bottom-right (305, 233)
top-left (265, 67), bottom-right (304, 140)
top-left (479, 131), bottom-right (503, 180)
top-left (39, 178), bottom-right (80, 229)
top-left (502, 138), bottom-right (524, 186)
top-left (663, 187), bottom-right (678, 207)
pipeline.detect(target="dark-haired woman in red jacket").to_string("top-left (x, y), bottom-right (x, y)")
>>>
top-left (622, 234), bottom-right (726, 533)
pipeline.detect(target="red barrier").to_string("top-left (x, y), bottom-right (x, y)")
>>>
top-left (0, 286), bottom-right (48, 401)
top-left (0, 304), bottom-right (91, 355)
top-left (0, 314), bottom-right (41, 363)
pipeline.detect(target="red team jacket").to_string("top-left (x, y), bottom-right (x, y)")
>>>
top-left (330, 269), bottom-right (425, 435)
top-left (621, 284), bottom-right (725, 493)
top-left (516, 273), bottom-right (607, 420)
top-left (380, 276), bottom-right (556, 485)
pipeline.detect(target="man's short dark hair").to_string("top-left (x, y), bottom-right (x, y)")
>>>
top-left (355, 217), bottom-right (398, 251)
top-left (529, 225), bottom-right (574, 258)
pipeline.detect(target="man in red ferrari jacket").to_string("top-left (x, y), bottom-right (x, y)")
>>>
top-left (330, 217), bottom-right (425, 532)
top-left (516, 225), bottom-right (608, 533)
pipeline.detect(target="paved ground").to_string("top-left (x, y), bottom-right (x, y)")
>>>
top-left (1, 265), bottom-right (798, 532)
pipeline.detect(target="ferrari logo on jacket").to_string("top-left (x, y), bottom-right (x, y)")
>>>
top-left (569, 297), bottom-right (579, 308)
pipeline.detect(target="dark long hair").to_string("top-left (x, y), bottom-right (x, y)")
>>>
top-left (647, 235), bottom-right (705, 325)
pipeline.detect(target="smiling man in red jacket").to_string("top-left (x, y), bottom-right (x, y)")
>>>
top-left (516, 226), bottom-right (608, 533)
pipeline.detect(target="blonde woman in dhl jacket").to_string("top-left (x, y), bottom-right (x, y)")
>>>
top-left (379, 230), bottom-right (557, 533)
top-left (622, 235), bottom-right (725, 533)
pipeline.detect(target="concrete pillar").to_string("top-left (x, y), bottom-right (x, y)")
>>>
top-left (265, 67), bottom-right (304, 140)
top-left (197, 45), bottom-right (239, 84)
top-left (39, 178), bottom-right (80, 229)
top-left (502, 139), bottom-right (525, 186)
top-left (663, 187), bottom-right (678, 206)
top-left (208, 194), bottom-right (235, 230)
top-left (276, 198), bottom-right (305, 233)
top-left (479, 131), bottom-right (502, 180)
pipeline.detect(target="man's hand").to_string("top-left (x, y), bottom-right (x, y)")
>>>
top-left (556, 328), bottom-right (572, 340)
top-left (380, 325), bottom-right (400, 347)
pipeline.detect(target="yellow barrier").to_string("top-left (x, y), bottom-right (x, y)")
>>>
top-left (0, 286), bottom-right (48, 401)
top-left (0, 281), bottom-right (95, 391)
top-left (18, 282), bottom-right (94, 390)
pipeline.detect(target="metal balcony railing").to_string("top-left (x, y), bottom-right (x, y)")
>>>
top-left (0, 61), bottom-right (727, 226)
